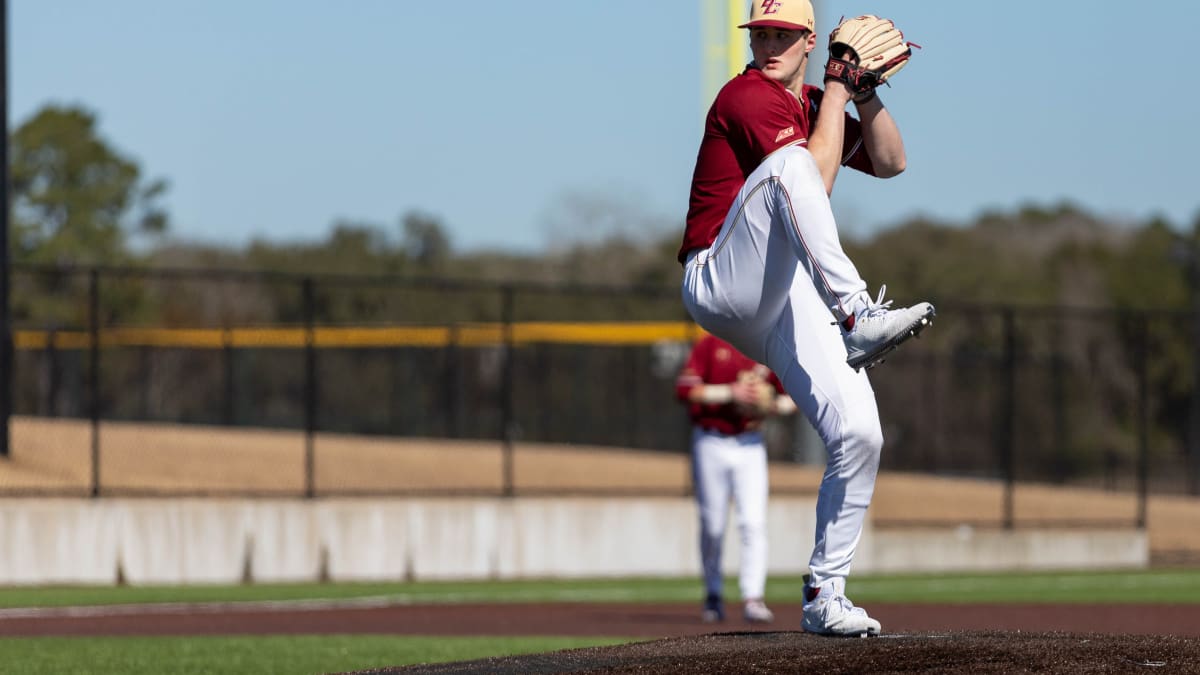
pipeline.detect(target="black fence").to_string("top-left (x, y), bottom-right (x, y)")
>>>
top-left (5, 263), bottom-right (1199, 522)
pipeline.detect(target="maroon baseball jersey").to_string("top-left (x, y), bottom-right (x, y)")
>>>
top-left (675, 334), bottom-right (787, 435)
top-left (678, 66), bottom-right (877, 264)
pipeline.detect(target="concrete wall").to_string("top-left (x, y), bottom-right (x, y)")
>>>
top-left (0, 497), bottom-right (1147, 586)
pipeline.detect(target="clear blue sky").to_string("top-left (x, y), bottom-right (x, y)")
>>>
top-left (12, 1), bottom-right (1199, 253)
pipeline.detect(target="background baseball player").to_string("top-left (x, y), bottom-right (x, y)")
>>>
top-left (678, 2), bottom-right (934, 635)
top-left (676, 333), bottom-right (796, 624)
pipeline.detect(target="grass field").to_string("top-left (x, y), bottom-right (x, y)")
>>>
top-left (1, 569), bottom-right (1198, 608)
top-left (0, 569), bottom-right (1197, 674)
top-left (0, 635), bottom-right (633, 675)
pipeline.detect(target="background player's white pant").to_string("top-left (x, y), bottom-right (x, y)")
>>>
top-left (692, 427), bottom-right (769, 601)
top-left (681, 145), bottom-right (883, 590)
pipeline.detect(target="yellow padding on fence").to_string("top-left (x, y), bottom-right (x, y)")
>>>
top-left (513, 322), bottom-right (695, 345)
top-left (14, 322), bottom-right (704, 350)
top-left (312, 327), bottom-right (453, 348)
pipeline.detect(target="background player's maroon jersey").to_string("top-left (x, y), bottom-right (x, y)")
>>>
top-left (675, 333), bottom-right (786, 435)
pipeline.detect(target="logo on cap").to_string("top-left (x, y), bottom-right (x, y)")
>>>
top-left (740, 0), bottom-right (814, 32)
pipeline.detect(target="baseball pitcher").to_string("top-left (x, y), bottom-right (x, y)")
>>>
top-left (678, 1), bottom-right (934, 636)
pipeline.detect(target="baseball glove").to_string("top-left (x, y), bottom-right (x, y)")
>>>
top-left (824, 15), bottom-right (916, 99)
top-left (734, 370), bottom-right (776, 419)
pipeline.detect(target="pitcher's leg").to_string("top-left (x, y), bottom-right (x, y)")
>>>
top-left (682, 149), bottom-right (816, 362)
top-left (683, 146), bottom-right (865, 362)
top-left (808, 392), bottom-right (882, 585)
top-left (769, 147), bottom-right (937, 371)
top-left (767, 147), bottom-right (871, 325)
top-left (683, 145), bottom-right (933, 374)
top-left (762, 278), bottom-right (883, 589)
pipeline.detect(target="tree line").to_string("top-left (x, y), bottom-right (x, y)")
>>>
top-left (13, 103), bottom-right (1198, 307)
top-left (10, 103), bottom-right (1200, 491)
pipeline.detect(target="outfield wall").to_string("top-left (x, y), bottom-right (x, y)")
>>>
top-left (0, 497), bottom-right (1147, 585)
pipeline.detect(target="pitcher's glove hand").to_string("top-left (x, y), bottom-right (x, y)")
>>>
top-left (824, 15), bottom-right (917, 101)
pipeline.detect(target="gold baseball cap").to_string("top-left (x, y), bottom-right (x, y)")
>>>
top-left (738, 0), bottom-right (815, 32)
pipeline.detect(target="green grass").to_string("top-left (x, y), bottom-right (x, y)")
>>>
top-left (0, 570), bottom-right (1196, 673)
top-left (0, 635), bottom-right (631, 675)
top-left (0, 568), bottom-right (1197, 609)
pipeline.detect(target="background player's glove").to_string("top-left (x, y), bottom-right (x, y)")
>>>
top-left (824, 15), bottom-right (916, 100)
top-left (733, 370), bottom-right (777, 419)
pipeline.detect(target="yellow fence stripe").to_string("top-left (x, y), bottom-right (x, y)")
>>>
top-left (311, 327), bottom-right (453, 348)
top-left (513, 322), bottom-right (697, 345)
top-left (13, 323), bottom-right (706, 350)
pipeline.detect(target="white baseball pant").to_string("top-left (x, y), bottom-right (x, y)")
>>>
top-left (681, 144), bottom-right (883, 590)
top-left (692, 427), bottom-right (769, 601)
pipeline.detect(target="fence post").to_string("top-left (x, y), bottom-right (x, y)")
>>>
top-left (1051, 316), bottom-right (1068, 483)
top-left (1000, 308), bottom-right (1016, 529)
top-left (446, 324), bottom-right (461, 439)
top-left (138, 346), bottom-right (151, 420)
top-left (223, 327), bottom-right (235, 426)
top-left (1191, 301), bottom-right (1200, 495)
top-left (500, 285), bottom-right (515, 497)
top-left (303, 277), bottom-right (316, 499)
top-left (1136, 312), bottom-right (1149, 528)
top-left (89, 269), bottom-right (101, 498)
top-left (45, 326), bottom-right (58, 417)
top-left (922, 350), bottom-right (939, 470)
top-left (626, 346), bottom-right (638, 448)
top-left (0, 1), bottom-right (10, 459)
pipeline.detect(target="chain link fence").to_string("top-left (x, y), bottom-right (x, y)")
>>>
top-left (5, 264), bottom-right (1199, 524)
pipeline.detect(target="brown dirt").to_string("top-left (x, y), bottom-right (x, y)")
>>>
top-left (5, 600), bottom-right (1197, 639)
top-left (370, 631), bottom-right (1200, 675)
top-left (2, 600), bottom-right (1197, 674)
top-left (6, 416), bottom-right (1200, 557)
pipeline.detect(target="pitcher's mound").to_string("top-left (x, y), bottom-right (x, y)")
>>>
top-left (351, 631), bottom-right (1200, 674)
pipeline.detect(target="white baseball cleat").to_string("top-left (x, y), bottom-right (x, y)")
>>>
top-left (801, 576), bottom-right (881, 637)
top-left (743, 599), bottom-right (775, 624)
top-left (843, 285), bottom-right (935, 371)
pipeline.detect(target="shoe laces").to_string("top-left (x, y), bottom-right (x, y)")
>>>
top-left (831, 286), bottom-right (895, 330)
top-left (834, 594), bottom-right (867, 617)
top-left (858, 285), bottom-right (894, 320)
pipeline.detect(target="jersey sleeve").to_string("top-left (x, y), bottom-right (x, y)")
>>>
top-left (717, 83), bottom-right (806, 175)
top-left (806, 86), bottom-right (878, 176)
top-left (840, 114), bottom-right (876, 175)
top-left (674, 337), bottom-right (711, 402)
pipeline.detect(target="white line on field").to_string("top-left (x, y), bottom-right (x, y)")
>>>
top-left (0, 588), bottom-right (673, 619)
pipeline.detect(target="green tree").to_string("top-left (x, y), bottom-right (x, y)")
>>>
top-left (10, 104), bottom-right (168, 265)
top-left (401, 211), bottom-right (452, 271)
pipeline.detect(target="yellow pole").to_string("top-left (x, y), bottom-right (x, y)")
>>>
top-left (807, 0), bottom-right (826, 86)
top-left (701, 0), bottom-right (721, 115)
top-left (701, 0), bottom-right (748, 116)
top-left (727, 0), bottom-right (744, 79)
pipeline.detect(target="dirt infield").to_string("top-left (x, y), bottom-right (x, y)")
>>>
top-left (2, 600), bottom-right (1199, 673)
top-left (2, 600), bottom-right (1199, 639)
